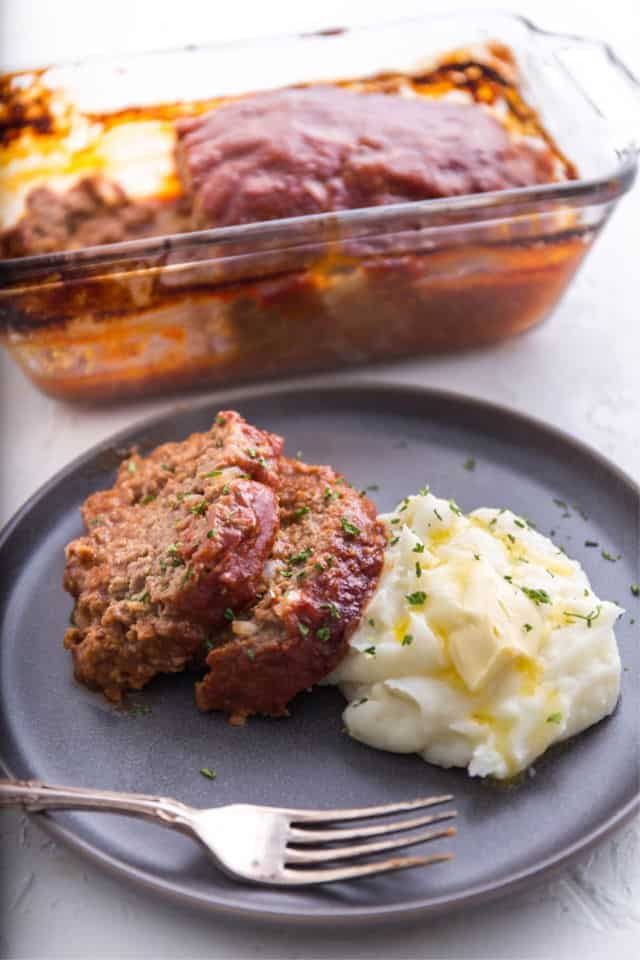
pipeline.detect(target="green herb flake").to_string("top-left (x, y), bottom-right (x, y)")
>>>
top-left (514, 519), bottom-right (525, 529)
top-left (202, 470), bottom-right (223, 479)
top-left (127, 460), bottom-right (137, 474)
top-left (504, 575), bottom-right (513, 583)
top-left (289, 547), bottom-right (313, 565)
top-left (415, 561), bottom-right (422, 578)
top-left (419, 485), bottom-right (430, 496)
top-left (246, 447), bottom-right (257, 459)
top-left (585, 540), bottom-right (599, 548)
top-left (323, 601), bottom-right (341, 620)
top-left (298, 621), bottom-right (310, 637)
top-left (563, 605), bottom-right (602, 628)
top-left (507, 533), bottom-right (516, 544)
top-left (630, 584), bottom-right (640, 597)
top-left (434, 508), bottom-right (443, 522)
top-left (223, 607), bottom-right (235, 622)
top-left (129, 703), bottom-right (151, 718)
top-left (140, 494), bottom-right (156, 505)
top-left (389, 536), bottom-right (400, 546)
top-left (341, 517), bottom-right (361, 537)
top-left (222, 484), bottom-right (230, 495)
top-left (294, 505), bottom-right (310, 519)
top-left (131, 590), bottom-right (150, 604)
top-left (215, 414), bottom-right (226, 426)
top-left (463, 457), bottom-right (476, 471)
top-left (368, 618), bottom-right (375, 627)
top-left (200, 767), bottom-right (217, 780)
top-left (245, 648), bottom-right (256, 662)
top-left (364, 645), bottom-right (376, 656)
top-left (601, 550), bottom-right (617, 562)
top-left (317, 627), bottom-right (331, 641)
top-left (553, 498), bottom-right (568, 510)
top-left (412, 542), bottom-right (425, 554)
top-left (353, 697), bottom-right (368, 707)
top-left (206, 528), bottom-right (218, 539)
top-left (190, 501), bottom-right (208, 516)
top-left (523, 623), bottom-right (533, 633)
top-left (522, 587), bottom-right (552, 605)
top-left (401, 634), bottom-right (413, 646)
top-left (473, 553), bottom-right (481, 561)
top-left (546, 713), bottom-right (562, 724)
top-left (449, 499), bottom-right (462, 516)
top-left (406, 590), bottom-right (427, 606)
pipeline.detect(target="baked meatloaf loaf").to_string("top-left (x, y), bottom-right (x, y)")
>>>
top-left (63, 411), bottom-right (283, 701)
top-left (63, 412), bottom-right (387, 718)
top-left (175, 86), bottom-right (556, 229)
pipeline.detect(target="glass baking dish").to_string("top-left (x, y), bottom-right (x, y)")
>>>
top-left (0, 11), bottom-right (638, 402)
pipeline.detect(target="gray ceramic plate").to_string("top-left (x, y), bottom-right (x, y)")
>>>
top-left (1, 383), bottom-right (638, 924)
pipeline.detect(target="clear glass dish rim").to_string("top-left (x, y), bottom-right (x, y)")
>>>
top-left (0, 9), bottom-right (638, 285)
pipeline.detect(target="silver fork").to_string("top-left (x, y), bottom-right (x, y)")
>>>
top-left (1, 779), bottom-right (456, 885)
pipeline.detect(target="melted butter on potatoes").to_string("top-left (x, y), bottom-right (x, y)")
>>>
top-left (329, 491), bottom-right (622, 779)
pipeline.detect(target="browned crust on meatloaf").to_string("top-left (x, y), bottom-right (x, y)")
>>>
top-left (195, 457), bottom-right (387, 720)
top-left (63, 411), bottom-right (283, 701)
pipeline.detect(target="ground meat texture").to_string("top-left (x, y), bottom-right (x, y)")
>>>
top-left (63, 411), bottom-right (283, 701)
top-left (175, 86), bottom-right (557, 229)
top-left (195, 458), bottom-right (387, 721)
top-left (1, 175), bottom-right (190, 257)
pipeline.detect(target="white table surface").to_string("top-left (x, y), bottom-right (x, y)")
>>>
top-left (1, 1), bottom-right (639, 957)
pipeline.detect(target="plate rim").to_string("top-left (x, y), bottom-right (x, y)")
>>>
top-left (1, 379), bottom-right (639, 925)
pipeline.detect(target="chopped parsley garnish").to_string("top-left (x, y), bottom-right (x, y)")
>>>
top-left (449, 499), bottom-right (462, 516)
top-left (140, 494), bottom-right (156, 505)
top-left (546, 713), bottom-right (562, 724)
top-left (298, 622), bottom-right (310, 637)
top-left (406, 591), bottom-right (427, 606)
top-left (127, 460), bottom-right (137, 474)
top-left (419, 485), bottom-right (430, 496)
top-left (473, 553), bottom-right (481, 561)
top-left (294, 505), bottom-right (310, 519)
top-left (368, 618), bottom-right (375, 627)
top-left (463, 458), bottom-right (476, 471)
top-left (514, 519), bottom-right (525, 529)
top-left (131, 590), bottom-right (150, 604)
top-left (353, 697), bottom-right (368, 707)
top-left (206, 528), bottom-right (217, 539)
top-left (401, 634), bottom-right (413, 646)
top-left (314, 562), bottom-right (324, 572)
top-left (507, 533), bottom-right (516, 544)
top-left (523, 623), bottom-right (533, 633)
top-left (489, 517), bottom-right (497, 527)
top-left (585, 540), bottom-right (599, 548)
top-left (247, 447), bottom-right (257, 459)
top-left (504, 575), bottom-right (513, 582)
top-left (325, 555), bottom-right (334, 568)
top-left (129, 703), bottom-right (151, 718)
top-left (161, 463), bottom-right (173, 471)
top-left (204, 639), bottom-right (214, 652)
top-left (223, 607), bottom-right (235, 621)
top-left (521, 587), bottom-right (551, 605)
top-left (601, 550), bottom-right (617, 562)
top-left (215, 414), bottom-right (226, 426)
top-left (415, 561), bottom-right (422, 578)
top-left (389, 536), bottom-right (400, 546)
top-left (202, 470), bottom-right (223, 479)
top-left (412, 542), bottom-right (425, 553)
top-left (289, 547), bottom-right (313, 565)
top-left (222, 484), bottom-right (230, 495)
top-left (200, 767), bottom-right (217, 780)
top-left (434, 508), bottom-right (443, 522)
top-left (553, 498), bottom-right (568, 510)
top-left (563, 605), bottom-right (602, 628)
top-left (631, 584), bottom-right (640, 597)
top-left (364, 645), bottom-right (376, 656)
top-left (245, 648), bottom-right (256, 661)
top-left (323, 601), bottom-right (341, 620)
top-left (317, 627), bottom-right (331, 641)
top-left (159, 560), bottom-right (167, 574)
top-left (390, 517), bottom-right (401, 525)
top-left (341, 517), bottom-right (361, 537)
top-left (190, 501), bottom-right (208, 516)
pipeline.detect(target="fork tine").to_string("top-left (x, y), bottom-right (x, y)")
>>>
top-left (279, 852), bottom-right (453, 885)
top-left (286, 824), bottom-right (456, 864)
top-left (289, 808), bottom-right (456, 843)
top-left (287, 794), bottom-right (453, 824)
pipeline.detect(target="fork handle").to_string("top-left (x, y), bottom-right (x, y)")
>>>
top-left (0, 778), bottom-right (195, 832)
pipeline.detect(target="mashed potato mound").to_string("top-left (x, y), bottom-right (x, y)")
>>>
top-left (329, 490), bottom-right (622, 779)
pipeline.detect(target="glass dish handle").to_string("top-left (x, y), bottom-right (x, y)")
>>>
top-left (540, 28), bottom-right (640, 151)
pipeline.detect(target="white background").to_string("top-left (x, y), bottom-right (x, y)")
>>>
top-left (1, 1), bottom-right (639, 958)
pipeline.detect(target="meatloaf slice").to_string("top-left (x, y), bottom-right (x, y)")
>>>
top-left (175, 86), bottom-right (557, 230)
top-left (63, 411), bottom-right (283, 701)
top-left (195, 457), bottom-right (388, 721)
